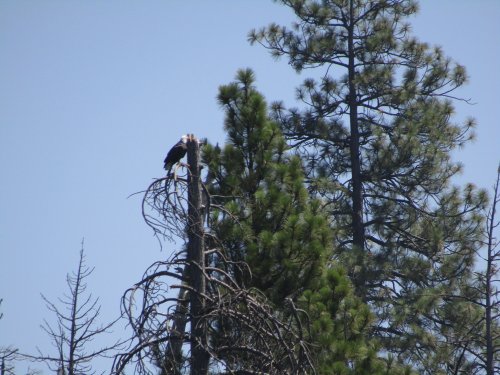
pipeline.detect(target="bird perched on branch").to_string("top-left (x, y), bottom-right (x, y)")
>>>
top-left (164, 135), bottom-right (189, 171)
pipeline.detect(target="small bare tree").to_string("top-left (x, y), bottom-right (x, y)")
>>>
top-left (480, 165), bottom-right (500, 374)
top-left (0, 347), bottom-right (17, 375)
top-left (451, 165), bottom-right (500, 374)
top-left (31, 242), bottom-right (122, 375)
top-left (0, 300), bottom-right (22, 375)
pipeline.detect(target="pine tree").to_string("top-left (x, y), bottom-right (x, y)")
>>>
top-left (249, 0), bottom-right (487, 371)
top-left (206, 68), bottom-right (327, 303)
top-left (203, 69), bottom-right (412, 374)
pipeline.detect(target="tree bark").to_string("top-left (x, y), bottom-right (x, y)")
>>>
top-left (187, 135), bottom-right (209, 375)
top-left (347, 0), bottom-right (365, 254)
top-left (347, 0), bottom-right (366, 298)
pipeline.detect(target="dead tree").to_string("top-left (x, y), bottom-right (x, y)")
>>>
top-left (186, 136), bottom-right (209, 374)
top-left (451, 166), bottom-right (500, 374)
top-left (113, 135), bottom-right (315, 374)
top-left (28, 243), bottom-right (122, 375)
top-left (480, 166), bottom-right (500, 375)
top-left (0, 348), bottom-right (17, 375)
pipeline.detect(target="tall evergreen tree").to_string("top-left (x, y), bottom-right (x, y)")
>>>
top-left (249, 0), bottom-right (487, 371)
top-left (206, 68), bottom-right (327, 303)
top-left (203, 69), bottom-right (412, 374)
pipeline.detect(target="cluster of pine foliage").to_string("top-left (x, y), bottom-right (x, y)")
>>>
top-left (200, 0), bottom-right (498, 374)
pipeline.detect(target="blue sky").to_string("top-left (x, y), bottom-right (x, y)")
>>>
top-left (1, 1), bottom-right (499, 373)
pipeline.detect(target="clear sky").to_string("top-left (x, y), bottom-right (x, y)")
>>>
top-left (1, 1), bottom-right (499, 373)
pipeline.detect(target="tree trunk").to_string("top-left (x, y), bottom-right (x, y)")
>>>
top-left (485, 168), bottom-right (499, 375)
top-left (187, 136), bottom-right (209, 375)
top-left (347, 1), bottom-right (366, 297)
top-left (347, 0), bottom-right (365, 253)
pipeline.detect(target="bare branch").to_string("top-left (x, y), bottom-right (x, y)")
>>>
top-left (31, 242), bottom-right (124, 375)
top-left (114, 137), bottom-right (315, 374)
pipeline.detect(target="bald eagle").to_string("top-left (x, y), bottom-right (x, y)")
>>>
top-left (164, 135), bottom-right (188, 171)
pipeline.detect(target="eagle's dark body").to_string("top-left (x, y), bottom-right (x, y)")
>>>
top-left (164, 135), bottom-right (188, 170)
